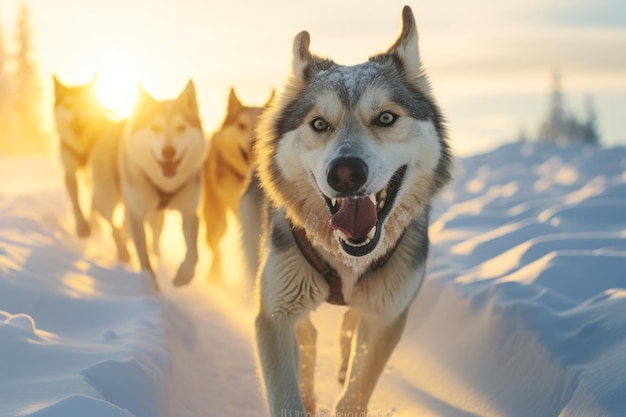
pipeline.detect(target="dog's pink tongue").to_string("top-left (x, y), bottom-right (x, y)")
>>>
top-left (161, 162), bottom-right (177, 178)
top-left (330, 197), bottom-right (377, 240)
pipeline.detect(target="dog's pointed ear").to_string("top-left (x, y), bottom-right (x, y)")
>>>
top-left (89, 70), bottom-right (100, 88)
top-left (87, 69), bottom-right (100, 94)
top-left (179, 80), bottom-right (199, 112)
top-left (292, 31), bottom-right (313, 82)
top-left (387, 6), bottom-right (421, 78)
top-left (134, 82), bottom-right (157, 110)
top-left (227, 87), bottom-right (242, 116)
top-left (53, 75), bottom-right (66, 96)
top-left (263, 89), bottom-right (276, 109)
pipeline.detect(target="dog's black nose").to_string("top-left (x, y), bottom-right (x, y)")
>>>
top-left (162, 145), bottom-right (176, 160)
top-left (327, 157), bottom-right (368, 193)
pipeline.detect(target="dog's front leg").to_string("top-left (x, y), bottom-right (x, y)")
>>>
top-left (256, 303), bottom-right (307, 417)
top-left (147, 210), bottom-right (165, 257)
top-left (296, 315), bottom-right (316, 414)
top-left (127, 210), bottom-right (158, 290)
top-left (338, 307), bottom-right (360, 386)
top-left (64, 168), bottom-right (90, 238)
top-left (335, 307), bottom-right (409, 414)
top-left (173, 211), bottom-right (199, 286)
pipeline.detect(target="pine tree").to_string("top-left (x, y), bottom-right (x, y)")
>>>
top-left (13, 2), bottom-right (49, 154)
top-left (536, 70), bottom-right (601, 147)
top-left (537, 70), bottom-right (568, 145)
top-left (583, 96), bottom-right (600, 146)
top-left (0, 3), bottom-right (14, 152)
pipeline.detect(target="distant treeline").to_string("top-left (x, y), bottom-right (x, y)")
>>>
top-left (0, 3), bottom-right (49, 155)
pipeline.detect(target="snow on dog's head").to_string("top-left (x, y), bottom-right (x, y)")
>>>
top-left (255, 6), bottom-right (452, 264)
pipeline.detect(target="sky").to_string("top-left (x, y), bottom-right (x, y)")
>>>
top-left (1, 0), bottom-right (625, 155)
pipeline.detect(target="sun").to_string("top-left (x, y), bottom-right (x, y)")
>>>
top-left (95, 50), bottom-right (139, 119)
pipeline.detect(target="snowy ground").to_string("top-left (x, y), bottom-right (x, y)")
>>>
top-left (1, 141), bottom-right (625, 417)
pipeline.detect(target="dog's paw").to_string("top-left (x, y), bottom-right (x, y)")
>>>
top-left (172, 261), bottom-right (196, 287)
top-left (207, 263), bottom-right (222, 283)
top-left (337, 368), bottom-right (347, 386)
top-left (76, 220), bottom-right (91, 238)
top-left (117, 247), bottom-right (131, 264)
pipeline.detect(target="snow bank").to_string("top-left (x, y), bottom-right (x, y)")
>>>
top-left (0, 160), bottom-right (168, 417)
top-left (1, 141), bottom-right (625, 417)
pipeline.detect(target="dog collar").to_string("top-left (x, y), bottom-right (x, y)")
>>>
top-left (290, 222), bottom-right (402, 306)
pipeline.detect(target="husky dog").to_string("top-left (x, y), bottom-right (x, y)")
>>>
top-left (53, 75), bottom-right (109, 237)
top-left (247, 6), bottom-right (452, 416)
top-left (202, 88), bottom-right (271, 281)
top-left (119, 81), bottom-right (207, 289)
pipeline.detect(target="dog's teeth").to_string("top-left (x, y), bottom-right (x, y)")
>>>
top-left (377, 200), bottom-right (385, 210)
top-left (336, 230), bottom-right (350, 241)
top-left (331, 198), bottom-right (338, 207)
top-left (367, 226), bottom-right (376, 240)
top-left (368, 194), bottom-right (376, 205)
top-left (379, 187), bottom-right (388, 202)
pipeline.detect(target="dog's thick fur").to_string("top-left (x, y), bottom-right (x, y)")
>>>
top-left (118, 81), bottom-right (207, 289)
top-left (202, 88), bottom-right (270, 281)
top-left (53, 75), bottom-right (110, 238)
top-left (245, 7), bottom-right (452, 415)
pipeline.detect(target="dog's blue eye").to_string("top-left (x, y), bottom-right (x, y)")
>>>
top-left (376, 111), bottom-right (397, 127)
top-left (311, 117), bottom-right (330, 133)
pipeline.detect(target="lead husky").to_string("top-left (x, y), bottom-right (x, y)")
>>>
top-left (53, 75), bottom-right (109, 237)
top-left (119, 81), bottom-right (207, 289)
top-left (202, 88), bottom-right (271, 281)
top-left (247, 6), bottom-right (452, 415)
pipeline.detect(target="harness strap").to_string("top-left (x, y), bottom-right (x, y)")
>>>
top-left (144, 175), bottom-right (190, 211)
top-left (290, 222), bottom-right (403, 306)
top-left (292, 226), bottom-right (347, 305)
top-left (60, 141), bottom-right (91, 167)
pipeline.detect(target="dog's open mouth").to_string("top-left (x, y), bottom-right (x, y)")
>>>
top-left (325, 165), bottom-right (406, 257)
top-left (154, 150), bottom-right (185, 178)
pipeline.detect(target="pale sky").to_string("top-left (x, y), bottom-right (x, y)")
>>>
top-left (2, 0), bottom-right (625, 154)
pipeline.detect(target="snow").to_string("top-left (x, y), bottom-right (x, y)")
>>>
top-left (1, 141), bottom-right (626, 417)
top-left (316, 62), bottom-right (382, 98)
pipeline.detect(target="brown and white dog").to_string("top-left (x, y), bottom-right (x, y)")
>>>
top-left (118, 81), bottom-right (208, 289)
top-left (53, 75), bottom-right (109, 238)
top-left (202, 88), bottom-right (271, 281)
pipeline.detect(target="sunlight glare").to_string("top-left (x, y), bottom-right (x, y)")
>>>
top-left (96, 51), bottom-right (139, 119)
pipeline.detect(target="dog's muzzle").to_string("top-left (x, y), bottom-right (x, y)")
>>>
top-left (324, 160), bottom-right (407, 257)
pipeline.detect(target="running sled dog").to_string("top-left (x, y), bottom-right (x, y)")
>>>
top-left (246, 6), bottom-right (452, 415)
top-left (53, 75), bottom-right (109, 238)
top-left (55, 75), bottom-right (131, 262)
top-left (118, 81), bottom-right (207, 289)
top-left (202, 88), bottom-right (272, 281)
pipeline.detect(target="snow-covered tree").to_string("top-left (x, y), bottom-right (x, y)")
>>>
top-left (537, 71), bottom-right (568, 145)
top-left (582, 96), bottom-right (600, 146)
top-left (537, 70), bottom-right (601, 146)
top-left (0, 3), bottom-right (14, 150)
top-left (12, 2), bottom-right (49, 154)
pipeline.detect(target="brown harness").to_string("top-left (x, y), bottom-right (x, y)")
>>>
top-left (60, 141), bottom-right (92, 167)
top-left (291, 223), bottom-right (402, 306)
top-left (144, 175), bottom-right (191, 211)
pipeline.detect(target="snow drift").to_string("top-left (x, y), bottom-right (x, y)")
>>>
top-left (0, 141), bottom-right (625, 416)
